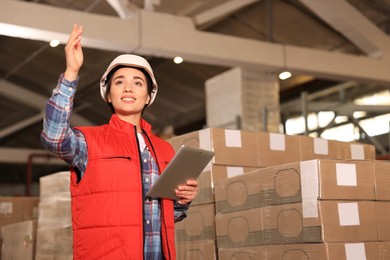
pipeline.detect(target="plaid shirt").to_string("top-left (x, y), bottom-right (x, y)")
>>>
top-left (41, 74), bottom-right (188, 259)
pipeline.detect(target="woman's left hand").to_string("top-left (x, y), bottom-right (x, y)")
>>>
top-left (175, 179), bottom-right (199, 205)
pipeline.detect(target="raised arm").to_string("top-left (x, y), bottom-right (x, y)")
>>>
top-left (64, 24), bottom-right (84, 81)
top-left (40, 24), bottom-right (87, 174)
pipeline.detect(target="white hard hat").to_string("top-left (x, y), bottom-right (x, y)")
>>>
top-left (100, 54), bottom-right (158, 106)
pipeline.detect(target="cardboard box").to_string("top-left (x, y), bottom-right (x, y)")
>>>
top-left (38, 198), bottom-right (71, 229)
top-left (326, 242), bottom-right (385, 260)
top-left (373, 160), bottom-right (390, 200)
top-left (299, 136), bottom-right (376, 161)
top-left (1, 220), bottom-right (37, 260)
top-left (257, 132), bottom-right (300, 167)
top-left (39, 171), bottom-right (70, 199)
top-left (210, 165), bottom-right (260, 183)
top-left (299, 135), bottom-right (338, 161)
top-left (168, 128), bottom-right (259, 167)
top-left (219, 242), bottom-right (385, 260)
top-left (218, 245), bottom-right (268, 259)
top-left (176, 240), bottom-right (217, 260)
top-left (175, 203), bottom-right (215, 242)
top-left (35, 226), bottom-right (73, 260)
top-left (192, 171), bottom-right (214, 205)
top-left (375, 201), bottom-right (390, 241)
top-left (214, 159), bottom-right (375, 214)
top-left (383, 242), bottom-right (390, 259)
top-left (193, 165), bottom-right (259, 206)
top-left (336, 141), bottom-right (376, 160)
top-left (215, 201), bottom-right (377, 248)
top-left (0, 196), bottom-right (39, 226)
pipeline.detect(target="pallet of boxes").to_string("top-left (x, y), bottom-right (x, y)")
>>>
top-left (35, 171), bottom-right (73, 260)
top-left (169, 127), bottom-right (390, 260)
top-left (0, 196), bottom-right (39, 260)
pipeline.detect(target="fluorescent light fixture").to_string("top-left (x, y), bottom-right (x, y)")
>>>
top-left (50, 39), bottom-right (60, 47)
top-left (279, 71), bottom-right (292, 80)
top-left (174, 56), bottom-right (183, 64)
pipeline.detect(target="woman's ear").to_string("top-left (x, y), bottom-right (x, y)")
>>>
top-left (145, 95), bottom-right (151, 105)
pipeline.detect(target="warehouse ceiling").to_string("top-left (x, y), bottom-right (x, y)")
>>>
top-left (0, 0), bottom-right (390, 188)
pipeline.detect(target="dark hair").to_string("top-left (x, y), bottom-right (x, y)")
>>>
top-left (104, 65), bottom-right (154, 114)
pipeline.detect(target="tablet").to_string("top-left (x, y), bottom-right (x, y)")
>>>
top-left (146, 145), bottom-right (215, 200)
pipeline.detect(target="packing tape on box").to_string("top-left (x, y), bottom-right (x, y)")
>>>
top-left (351, 144), bottom-right (365, 160)
top-left (199, 129), bottom-right (213, 171)
top-left (336, 163), bottom-right (357, 186)
top-left (300, 160), bottom-right (319, 218)
top-left (199, 129), bottom-right (212, 150)
top-left (314, 138), bottom-right (329, 155)
top-left (338, 202), bottom-right (360, 226)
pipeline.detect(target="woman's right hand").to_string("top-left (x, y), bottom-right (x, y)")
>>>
top-left (64, 24), bottom-right (84, 81)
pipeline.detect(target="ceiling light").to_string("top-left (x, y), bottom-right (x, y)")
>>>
top-left (279, 71), bottom-right (292, 80)
top-left (49, 39), bottom-right (60, 47)
top-left (174, 56), bottom-right (183, 64)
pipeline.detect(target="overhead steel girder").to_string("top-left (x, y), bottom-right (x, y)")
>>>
top-left (0, 0), bottom-right (390, 84)
top-left (0, 80), bottom-right (95, 139)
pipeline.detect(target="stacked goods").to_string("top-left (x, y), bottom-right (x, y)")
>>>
top-left (218, 242), bottom-right (390, 259)
top-left (0, 196), bottom-right (39, 227)
top-left (214, 160), bottom-right (377, 245)
top-left (1, 220), bottom-right (37, 260)
top-left (175, 203), bottom-right (218, 259)
top-left (0, 196), bottom-right (39, 259)
top-left (35, 171), bottom-right (73, 260)
top-left (298, 135), bottom-right (376, 161)
top-left (169, 127), bottom-right (385, 259)
top-left (214, 159), bottom-right (390, 259)
top-left (170, 128), bottom-right (264, 258)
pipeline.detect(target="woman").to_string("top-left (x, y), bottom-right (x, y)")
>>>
top-left (41, 24), bottom-right (198, 260)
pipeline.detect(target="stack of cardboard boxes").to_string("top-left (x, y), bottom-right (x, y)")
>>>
top-left (35, 171), bottom-right (73, 260)
top-left (0, 196), bottom-right (39, 259)
top-left (169, 127), bottom-right (390, 259)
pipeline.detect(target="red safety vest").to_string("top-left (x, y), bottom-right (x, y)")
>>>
top-left (69, 114), bottom-right (176, 259)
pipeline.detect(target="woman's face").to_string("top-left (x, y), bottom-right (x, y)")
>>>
top-left (107, 67), bottom-right (150, 117)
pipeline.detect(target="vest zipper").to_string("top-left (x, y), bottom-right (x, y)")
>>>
top-left (143, 131), bottom-right (172, 260)
top-left (134, 126), bottom-right (146, 260)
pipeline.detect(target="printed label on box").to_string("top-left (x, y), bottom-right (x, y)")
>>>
top-left (336, 163), bottom-right (357, 186)
top-left (351, 144), bottom-right (365, 160)
top-left (225, 129), bottom-right (242, 147)
top-left (345, 243), bottom-right (366, 260)
top-left (0, 202), bottom-right (13, 215)
top-left (270, 133), bottom-right (285, 151)
top-left (227, 167), bottom-right (244, 178)
top-left (314, 138), bottom-right (328, 155)
top-left (338, 202), bottom-right (360, 226)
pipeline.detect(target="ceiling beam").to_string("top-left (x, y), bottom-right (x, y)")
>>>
top-left (1, 0), bottom-right (390, 84)
top-left (193, 0), bottom-right (259, 27)
top-left (105, 0), bottom-right (139, 19)
top-left (299, 0), bottom-right (388, 58)
top-left (0, 80), bottom-right (47, 110)
top-left (0, 0), bottom-right (140, 52)
top-left (0, 80), bottom-right (94, 139)
top-left (0, 113), bottom-right (43, 139)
